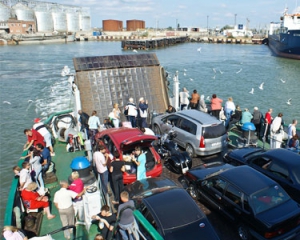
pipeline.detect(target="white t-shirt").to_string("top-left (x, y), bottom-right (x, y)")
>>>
top-left (54, 188), bottom-right (77, 209)
top-left (179, 91), bottom-right (189, 105)
top-left (19, 168), bottom-right (32, 190)
top-left (93, 151), bottom-right (107, 174)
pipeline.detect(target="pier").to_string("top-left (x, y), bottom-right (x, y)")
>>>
top-left (121, 36), bottom-right (189, 49)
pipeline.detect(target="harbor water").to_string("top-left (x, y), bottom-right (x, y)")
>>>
top-left (0, 41), bottom-right (300, 228)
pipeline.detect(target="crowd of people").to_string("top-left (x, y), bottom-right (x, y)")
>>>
top-left (177, 87), bottom-right (299, 151)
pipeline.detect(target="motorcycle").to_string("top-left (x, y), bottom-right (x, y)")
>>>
top-left (155, 128), bottom-right (192, 174)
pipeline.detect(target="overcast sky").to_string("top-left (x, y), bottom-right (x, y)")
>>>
top-left (50, 0), bottom-right (299, 29)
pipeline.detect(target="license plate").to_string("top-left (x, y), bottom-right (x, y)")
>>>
top-left (211, 142), bottom-right (221, 146)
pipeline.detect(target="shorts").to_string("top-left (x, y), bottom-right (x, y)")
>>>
top-left (44, 132), bottom-right (52, 147)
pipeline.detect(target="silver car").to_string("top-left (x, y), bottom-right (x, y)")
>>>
top-left (152, 109), bottom-right (228, 157)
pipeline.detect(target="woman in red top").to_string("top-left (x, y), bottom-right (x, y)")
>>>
top-left (21, 182), bottom-right (55, 219)
top-left (210, 94), bottom-right (223, 119)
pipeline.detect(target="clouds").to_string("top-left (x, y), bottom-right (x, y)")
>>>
top-left (50, 0), bottom-right (298, 29)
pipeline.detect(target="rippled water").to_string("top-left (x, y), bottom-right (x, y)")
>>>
top-left (0, 41), bottom-right (299, 227)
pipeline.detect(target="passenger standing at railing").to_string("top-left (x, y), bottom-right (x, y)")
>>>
top-left (179, 87), bottom-right (189, 110)
top-left (288, 119), bottom-right (298, 143)
top-left (252, 107), bottom-right (263, 139)
top-left (210, 94), bottom-right (223, 119)
top-left (264, 108), bottom-right (273, 142)
top-left (224, 97), bottom-right (236, 128)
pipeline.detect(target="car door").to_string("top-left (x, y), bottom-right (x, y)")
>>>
top-left (200, 176), bottom-right (228, 212)
top-left (160, 115), bottom-right (180, 134)
top-left (176, 118), bottom-right (197, 148)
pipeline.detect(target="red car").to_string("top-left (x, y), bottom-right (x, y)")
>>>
top-left (96, 127), bottom-right (162, 184)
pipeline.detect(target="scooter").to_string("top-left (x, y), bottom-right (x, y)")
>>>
top-left (156, 128), bottom-right (192, 174)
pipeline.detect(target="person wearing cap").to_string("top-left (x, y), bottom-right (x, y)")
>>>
top-left (240, 108), bottom-right (253, 125)
top-left (33, 118), bottom-right (55, 156)
top-left (138, 97), bottom-right (148, 128)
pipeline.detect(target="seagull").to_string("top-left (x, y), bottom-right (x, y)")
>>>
top-left (287, 98), bottom-right (292, 105)
top-left (197, 47), bottom-right (201, 52)
top-left (212, 75), bottom-right (216, 79)
top-left (212, 68), bottom-right (216, 73)
top-left (28, 99), bottom-right (34, 103)
top-left (219, 69), bottom-right (224, 74)
top-left (236, 68), bottom-right (243, 74)
top-left (184, 69), bottom-right (187, 71)
top-left (280, 78), bottom-right (286, 83)
top-left (183, 72), bottom-right (186, 76)
top-left (249, 88), bottom-right (254, 94)
top-left (190, 78), bottom-right (194, 81)
top-left (259, 82), bottom-right (264, 90)
top-left (206, 96), bottom-right (210, 100)
top-left (3, 101), bottom-right (11, 104)
top-left (133, 49), bottom-right (138, 53)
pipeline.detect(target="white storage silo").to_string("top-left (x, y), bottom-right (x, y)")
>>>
top-left (79, 14), bottom-right (91, 31)
top-left (66, 12), bottom-right (80, 32)
top-left (34, 9), bottom-right (54, 32)
top-left (0, 2), bottom-right (11, 21)
top-left (12, 3), bottom-right (35, 21)
top-left (52, 11), bottom-right (67, 32)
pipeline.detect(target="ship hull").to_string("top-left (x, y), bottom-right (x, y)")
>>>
top-left (268, 30), bottom-right (300, 60)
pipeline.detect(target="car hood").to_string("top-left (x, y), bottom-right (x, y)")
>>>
top-left (256, 200), bottom-right (300, 228)
top-left (164, 220), bottom-right (220, 240)
top-left (120, 135), bottom-right (157, 150)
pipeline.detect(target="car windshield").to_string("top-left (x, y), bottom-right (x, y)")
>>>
top-left (293, 168), bottom-right (300, 185)
top-left (203, 123), bottom-right (226, 138)
top-left (251, 185), bottom-right (290, 214)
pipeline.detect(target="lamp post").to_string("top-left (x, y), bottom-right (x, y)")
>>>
top-left (175, 18), bottom-right (178, 36)
top-left (234, 14), bottom-right (237, 27)
top-left (207, 15), bottom-right (209, 35)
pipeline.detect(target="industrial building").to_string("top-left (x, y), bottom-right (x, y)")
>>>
top-left (126, 19), bottom-right (145, 31)
top-left (102, 19), bottom-right (123, 31)
top-left (0, 0), bottom-right (91, 33)
top-left (102, 19), bottom-right (145, 31)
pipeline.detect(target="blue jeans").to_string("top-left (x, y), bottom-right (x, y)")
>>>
top-left (129, 116), bottom-right (136, 128)
top-left (225, 110), bottom-right (233, 128)
top-left (99, 170), bottom-right (108, 195)
top-left (119, 222), bottom-right (135, 240)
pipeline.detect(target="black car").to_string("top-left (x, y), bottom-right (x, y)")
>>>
top-left (223, 147), bottom-right (300, 203)
top-left (183, 164), bottom-right (300, 240)
top-left (125, 177), bottom-right (220, 240)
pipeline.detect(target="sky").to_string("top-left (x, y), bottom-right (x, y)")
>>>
top-left (49, 0), bottom-right (299, 29)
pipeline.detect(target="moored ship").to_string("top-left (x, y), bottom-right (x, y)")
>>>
top-left (268, 6), bottom-right (300, 60)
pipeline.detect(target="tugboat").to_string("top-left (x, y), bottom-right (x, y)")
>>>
top-left (268, 6), bottom-right (300, 60)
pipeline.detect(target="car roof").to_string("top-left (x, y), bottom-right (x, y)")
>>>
top-left (263, 149), bottom-right (300, 166)
top-left (176, 109), bottom-right (222, 125)
top-left (143, 188), bottom-right (205, 230)
top-left (220, 165), bottom-right (277, 195)
top-left (126, 177), bottom-right (178, 198)
top-left (99, 127), bottom-right (145, 144)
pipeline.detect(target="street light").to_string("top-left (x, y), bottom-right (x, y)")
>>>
top-left (207, 15), bottom-right (209, 34)
top-left (234, 14), bottom-right (237, 26)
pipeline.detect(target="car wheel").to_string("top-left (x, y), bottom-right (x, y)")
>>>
top-left (153, 124), bottom-right (161, 135)
top-left (186, 144), bottom-right (195, 158)
top-left (238, 224), bottom-right (252, 240)
top-left (188, 184), bottom-right (199, 199)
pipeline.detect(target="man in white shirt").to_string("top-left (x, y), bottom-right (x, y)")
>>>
top-left (54, 180), bottom-right (86, 239)
top-left (33, 118), bottom-right (55, 156)
top-left (93, 145), bottom-right (109, 195)
top-left (19, 161), bottom-right (32, 190)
